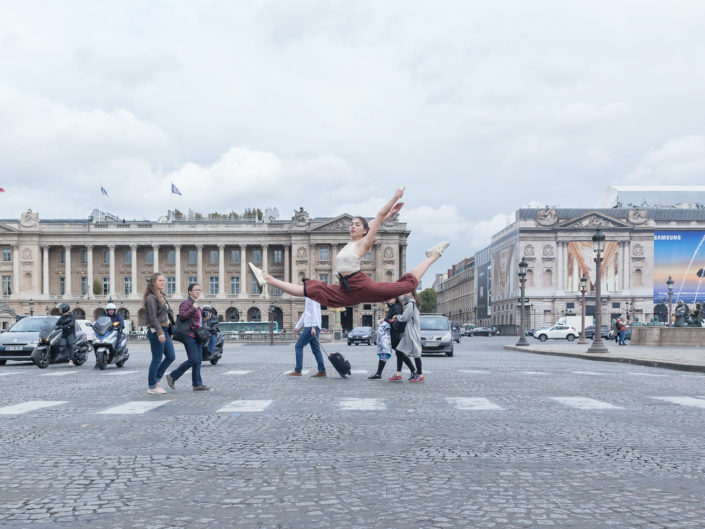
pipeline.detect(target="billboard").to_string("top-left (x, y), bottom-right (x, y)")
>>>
top-left (476, 262), bottom-right (491, 319)
top-left (566, 241), bottom-right (620, 292)
top-left (654, 230), bottom-right (705, 303)
top-left (491, 244), bottom-right (516, 300)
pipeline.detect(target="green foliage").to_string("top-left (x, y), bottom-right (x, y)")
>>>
top-left (218, 314), bottom-right (224, 322)
top-left (92, 279), bottom-right (102, 296)
top-left (418, 288), bottom-right (437, 313)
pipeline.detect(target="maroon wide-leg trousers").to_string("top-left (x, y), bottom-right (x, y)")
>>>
top-left (303, 271), bottom-right (419, 309)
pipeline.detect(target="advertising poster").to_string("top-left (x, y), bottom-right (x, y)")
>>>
top-left (491, 245), bottom-right (515, 300)
top-left (566, 241), bottom-right (620, 292)
top-left (654, 231), bottom-right (705, 303)
top-left (476, 262), bottom-right (490, 319)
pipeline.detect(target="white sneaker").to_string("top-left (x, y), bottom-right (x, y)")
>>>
top-left (425, 241), bottom-right (450, 257)
top-left (147, 387), bottom-right (167, 395)
top-left (248, 262), bottom-right (265, 286)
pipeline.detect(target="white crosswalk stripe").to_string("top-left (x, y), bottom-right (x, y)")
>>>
top-left (350, 370), bottom-right (369, 374)
top-left (650, 396), bottom-right (705, 409)
top-left (223, 370), bottom-right (253, 375)
top-left (339, 398), bottom-right (386, 411)
top-left (571, 371), bottom-right (606, 376)
top-left (550, 397), bottom-right (622, 409)
top-left (521, 371), bottom-right (549, 375)
top-left (98, 401), bottom-right (171, 415)
top-left (40, 371), bottom-right (78, 377)
top-left (102, 370), bottom-right (139, 376)
top-left (217, 400), bottom-right (272, 413)
top-left (458, 369), bottom-right (490, 374)
top-left (0, 400), bottom-right (68, 415)
top-left (283, 369), bottom-right (310, 375)
top-left (0, 372), bottom-right (23, 377)
top-left (627, 372), bottom-right (666, 377)
top-left (446, 397), bottom-right (503, 410)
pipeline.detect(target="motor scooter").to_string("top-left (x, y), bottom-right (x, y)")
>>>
top-left (90, 315), bottom-right (130, 369)
top-left (31, 322), bottom-right (89, 369)
top-left (202, 330), bottom-right (224, 365)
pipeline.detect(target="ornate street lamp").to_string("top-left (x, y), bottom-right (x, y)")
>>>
top-left (666, 275), bottom-right (674, 327)
top-left (587, 227), bottom-right (608, 353)
top-left (516, 257), bottom-right (529, 346)
top-left (577, 274), bottom-right (588, 344)
top-left (28, 298), bottom-right (34, 317)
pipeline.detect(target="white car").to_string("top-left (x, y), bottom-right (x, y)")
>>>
top-left (76, 319), bottom-right (95, 344)
top-left (533, 325), bottom-right (579, 342)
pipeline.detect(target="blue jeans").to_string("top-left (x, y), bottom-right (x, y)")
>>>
top-left (147, 328), bottom-right (176, 389)
top-left (170, 335), bottom-right (203, 387)
top-left (208, 334), bottom-right (217, 354)
top-left (619, 330), bottom-right (626, 345)
top-left (295, 327), bottom-right (325, 373)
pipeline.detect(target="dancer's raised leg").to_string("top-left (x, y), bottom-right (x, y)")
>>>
top-left (408, 241), bottom-right (450, 281)
top-left (249, 262), bottom-right (304, 297)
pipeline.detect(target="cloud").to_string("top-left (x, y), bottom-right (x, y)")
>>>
top-left (626, 135), bottom-right (705, 184)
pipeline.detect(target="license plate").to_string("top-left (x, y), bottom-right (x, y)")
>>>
top-left (4, 345), bottom-right (23, 351)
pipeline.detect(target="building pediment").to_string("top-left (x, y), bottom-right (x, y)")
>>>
top-left (311, 215), bottom-right (354, 232)
top-left (559, 211), bottom-right (630, 230)
top-left (0, 223), bottom-right (17, 233)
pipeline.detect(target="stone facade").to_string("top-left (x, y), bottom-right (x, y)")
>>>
top-left (434, 258), bottom-right (475, 324)
top-left (0, 209), bottom-right (410, 331)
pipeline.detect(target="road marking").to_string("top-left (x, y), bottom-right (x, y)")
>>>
top-left (339, 398), bottom-right (386, 411)
top-left (550, 397), bottom-right (622, 409)
top-left (458, 369), bottom-right (490, 374)
top-left (521, 371), bottom-right (549, 375)
top-left (446, 397), bottom-right (503, 410)
top-left (350, 370), bottom-right (369, 374)
top-left (650, 396), bottom-right (705, 409)
top-left (0, 372), bottom-right (23, 377)
top-left (102, 370), bottom-right (139, 376)
top-left (283, 369), bottom-right (310, 375)
top-left (217, 400), bottom-right (272, 413)
top-left (627, 372), bottom-right (666, 377)
top-left (223, 370), bottom-right (252, 375)
top-left (98, 401), bottom-right (171, 415)
top-left (40, 371), bottom-right (79, 377)
top-left (571, 371), bottom-right (606, 376)
top-left (0, 400), bottom-right (68, 415)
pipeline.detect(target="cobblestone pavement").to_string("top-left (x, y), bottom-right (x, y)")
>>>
top-left (1, 337), bottom-right (704, 528)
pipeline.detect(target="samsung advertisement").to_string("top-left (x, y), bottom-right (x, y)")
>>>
top-left (654, 230), bottom-right (705, 303)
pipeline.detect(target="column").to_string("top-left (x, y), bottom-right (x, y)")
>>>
top-left (153, 244), bottom-right (160, 274)
top-left (400, 243), bottom-right (407, 276)
top-left (262, 244), bottom-right (269, 298)
top-left (42, 245), bottom-right (50, 296)
top-left (374, 242), bottom-right (383, 282)
top-left (130, 244), bottom-right (138, 299)
top-left (63, 245), bottom-right (72, 299)
top-left (239, 244), bottom-right (247, 298)
top-left (196, 244), bottom-right (203, 288)
top-left (624, 240), bottom-right (631, 291)
top-left (86, 245), bottom-right (93, 299)
top-left (283, 245), bottom-right (290, 298)
top-left (12, 244), bottom-right (19, 298)
top-left (174, 244), bottom-right (182, 298)
top-left (555, 241), bottom-right (563, 292)
top-left (108, 244), bottom-right (116, 297)
top-left (330, 243), bottom-right (336, 278)
top-left (218, 244), bottom-right (226, 298)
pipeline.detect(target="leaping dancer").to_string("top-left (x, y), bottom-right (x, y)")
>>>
top-left (248, 188), bottom-right (449, 308)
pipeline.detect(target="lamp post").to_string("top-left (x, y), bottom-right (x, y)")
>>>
top-left (268, 305), bottom-right (275, 346)
top-left (577, 274), bottom-right (588, 344)
top-left (516, 257), bottom-right (529, 346)
top-left (587, 227), bottom-right (608, 353)
top-left (666, 275), bottom-right (674, 327)
top-left (28, 298), bottom-right (34, 317)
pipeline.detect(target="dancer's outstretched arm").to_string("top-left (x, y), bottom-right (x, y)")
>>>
top-left (359, 188), bottom-right (405, 256)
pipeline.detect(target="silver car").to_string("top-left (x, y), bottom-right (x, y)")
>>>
top-left (419, 314), bottom-right (454, 357)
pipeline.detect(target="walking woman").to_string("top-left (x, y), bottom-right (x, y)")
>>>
top-left (248, 188), bottom-right (449, 308)
top-left (166, 283), bottom-right (210, 392)
top-left (145, 272), bottom-right (175, 395)
top-left (390, 292), bottom-right (423, 383)
top-left (368, 297), bottom-right (403, 379)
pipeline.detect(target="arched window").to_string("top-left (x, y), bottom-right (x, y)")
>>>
top-left (226, 307), bottom-right (240, 322)
top-left (248, 307), bottom-right (261, 322)
top-left (543, 269), bottom-right (553, 287)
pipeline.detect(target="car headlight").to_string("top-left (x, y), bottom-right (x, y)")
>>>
top-left (442, 333), bottom-right (451, 342)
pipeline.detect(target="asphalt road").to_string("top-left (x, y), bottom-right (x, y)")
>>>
top-left (1, 337), bottom-right (704, 529)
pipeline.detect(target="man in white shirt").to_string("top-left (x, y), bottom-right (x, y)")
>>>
top-left (287, 297), bottom-right (326, 377)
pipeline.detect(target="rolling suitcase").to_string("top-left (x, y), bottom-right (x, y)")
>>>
top-left (316, 338), bottom-right (352, 378)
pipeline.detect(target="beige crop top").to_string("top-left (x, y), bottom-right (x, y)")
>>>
top-left (334, 242), bottom-right (362, 275)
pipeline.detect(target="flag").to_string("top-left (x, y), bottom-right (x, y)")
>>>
top-left (100, 186), bottom-right (109, 197)
top-left (171, 183), bottom-right (182, 196)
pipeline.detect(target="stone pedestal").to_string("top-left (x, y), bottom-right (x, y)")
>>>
top-left (631, 326), bottom-right (705, 347)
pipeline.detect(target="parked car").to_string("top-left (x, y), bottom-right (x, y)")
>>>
top-left (0, 316), bottom-right (70, 364)
top-left (468, 326), bottom-right (495, 336)
top-left (451, 325), bottom-right (462, 343)
top-left (419, 314), bottom-right (454, 356)
top-left (583, 325), bottom-right (610, 340)
top-left (462, 325), bottom-right (475, 336)
top-left (533, 325), bottom-right (580, 342)
top-left (347, 326), bottom-right (376, 345)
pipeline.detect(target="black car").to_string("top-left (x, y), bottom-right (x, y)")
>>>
top-left (583, 325), bottom-right (610, 340)
top-left (469, 326), bottom-right (495, 336)
top-left (347, 326), bottom-right (376, 345)
top-left (0, 316), bottom-right (59, 364)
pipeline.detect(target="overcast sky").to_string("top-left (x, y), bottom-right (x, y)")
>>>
top-left (2, 1), bottom-right (705, 282)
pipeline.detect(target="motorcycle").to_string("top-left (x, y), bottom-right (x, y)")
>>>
top-left (90, 316), bottom-right (130, 370)
top-left (202, 330), bottom-right (224, 365)
top-left (31, 322), bottom-right (89, 369)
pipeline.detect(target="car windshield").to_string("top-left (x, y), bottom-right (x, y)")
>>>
top-left (8, 317), bottom-right (58, 332)
top-left (420, 316), bottom-right (450, 331)
top-left (352, 327), bottom-right (371, 333)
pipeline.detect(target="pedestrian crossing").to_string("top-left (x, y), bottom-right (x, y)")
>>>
top-left (1, 395), bottom-right (704, 416)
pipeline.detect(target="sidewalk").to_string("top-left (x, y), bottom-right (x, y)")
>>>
top-left (504, 340), bottom-right (705, 373)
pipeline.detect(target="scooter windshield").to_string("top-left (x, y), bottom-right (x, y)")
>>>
top-left (93, 315), bottom-right (113, 336)
top-left (38, 322), bottom-right (55, 341)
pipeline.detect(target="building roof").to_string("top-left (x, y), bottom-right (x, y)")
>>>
top-left (517, 208), bottom-right (705, 222)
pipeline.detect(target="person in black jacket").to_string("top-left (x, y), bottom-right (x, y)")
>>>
top-left (368, 297), bottom-right (403, 379)
top-left (201, 305), bottom-right (219, 354)
top-left (55, 302), bottom-right (77, 365)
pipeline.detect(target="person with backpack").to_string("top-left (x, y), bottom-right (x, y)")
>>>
top-left (369, 297), bottom-right (403, 379)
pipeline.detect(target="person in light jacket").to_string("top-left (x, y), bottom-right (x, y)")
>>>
top-left (390, 291), bottom-right (423, 383)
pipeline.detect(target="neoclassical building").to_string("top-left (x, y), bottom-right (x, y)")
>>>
top-left (433, 257), bottom-right (475, 325)
top-left (0, 209), bottom-right (410, 331)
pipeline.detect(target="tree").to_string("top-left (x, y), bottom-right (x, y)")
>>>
top-left (93, 279), bottom-right (102, 296)
top-left (418, 288), bottom-right (437, 313)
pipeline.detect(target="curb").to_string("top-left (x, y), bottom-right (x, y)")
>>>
top-left (503, 345), bottom-right (705, 373)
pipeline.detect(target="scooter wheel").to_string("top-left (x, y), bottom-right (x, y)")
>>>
top-left (34, 349), bottom-right (50, 369)
top-left (115, 361), bottom-right (125, 368)
top-left (210, 357), bottom-right (220, 365)
top-left (73, 353), bottom-right (87, 366)
top-left (97, 351), bottom-right (108, 370)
